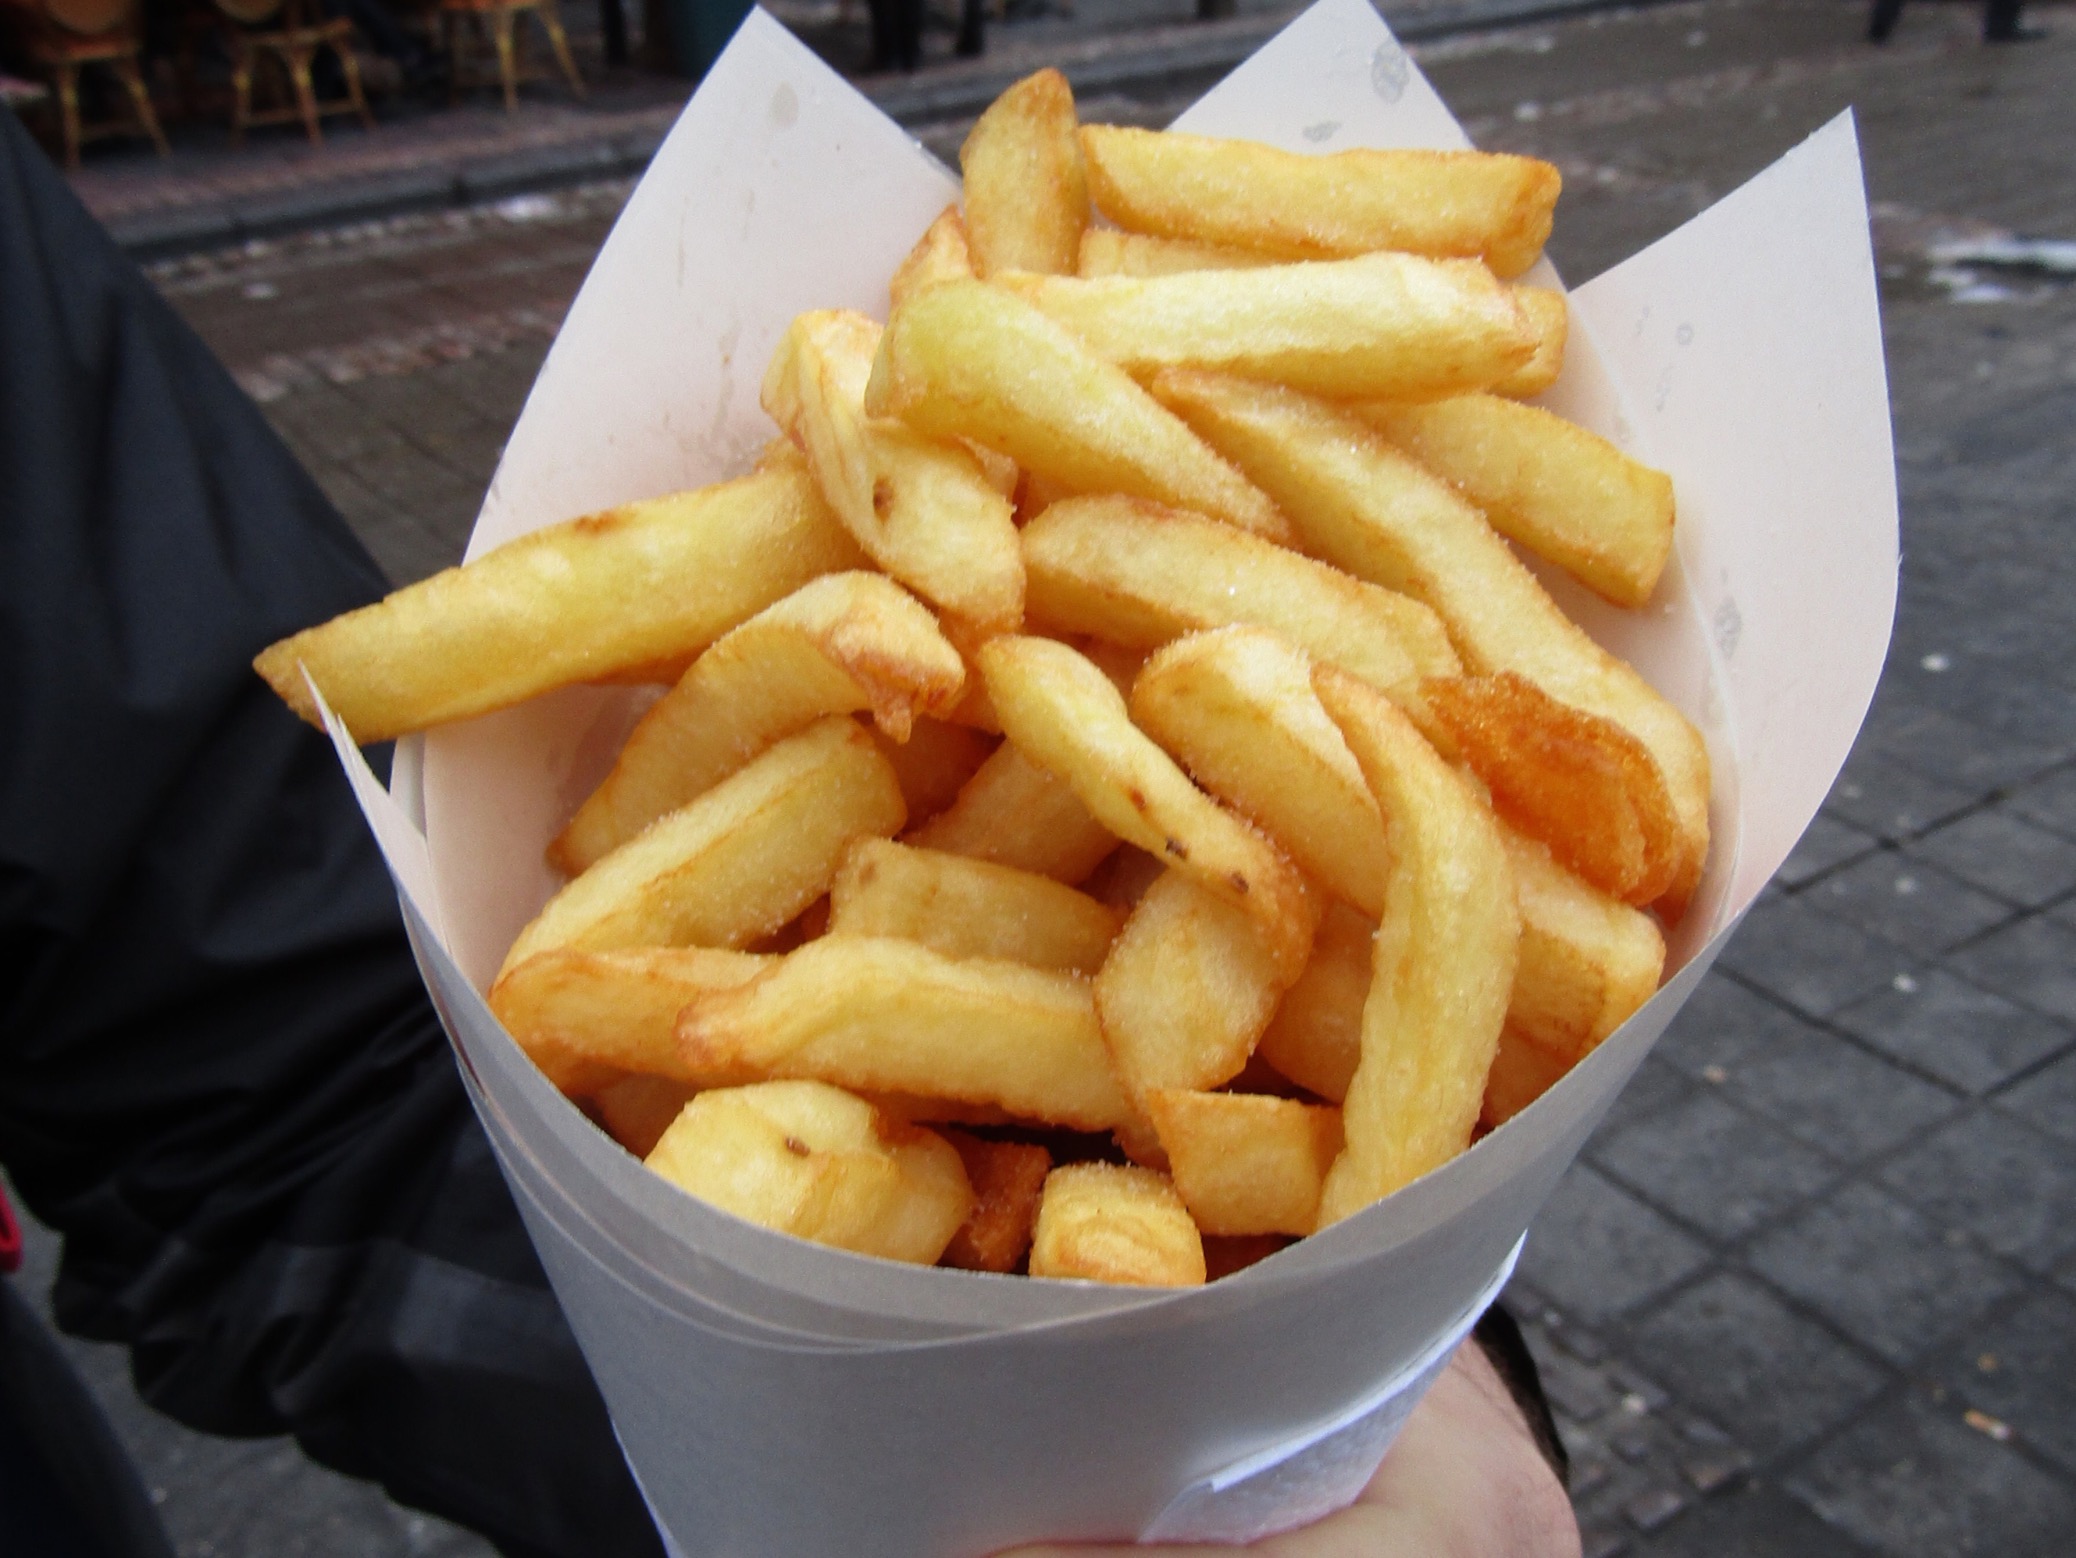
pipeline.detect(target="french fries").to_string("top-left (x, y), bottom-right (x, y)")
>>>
top-left (257, 65), bottom-right (1706, 1282)
top-left (257, 468), bottom-right (865, 743)
top-left (999, 253), bottom-right (1536, 402)
top-left (829, 837), bottom-right (1122, 975)
top-left (551, 572), bottom-right (964, 873)
top-left (1079, 127), bottom-right (1561, 278)
top-left (501, 716), bottom-right (905, 974)
top-left (1029, 1163), bottom-right (1206, 1286)
top-left (1156, 369), bottom-right (1709, 913)
top-left (864, 280), bottom-right (1293, 545)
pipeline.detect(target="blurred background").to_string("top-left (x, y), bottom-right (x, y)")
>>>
top-left (5, 0), bottom-right (2074, 1554)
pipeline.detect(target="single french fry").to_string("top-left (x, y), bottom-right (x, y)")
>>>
top-left (1095, 868), bottom-right (1308, 1100)
top-left (999, 253), bottom-right (1535, 402)
top-left (890, 204), bottom-right (976, 307)
top-left (1505, 831), bottom-right (1665, 1062)
top-left (1255, 900), bottom-right (1375, 1103)
top-left (872, 717), bottom-right (996, 824)
top-left (551, 572), bottom-right (965, 873)
top-left (677, 937), bottom-right (1136, 1132)
top-left (1079, 126), bottom-right (1560, 279)
top-left (906, 742), bottom-right (1118, 884)
top-left (763, 310), bottom-right (1024, 633)
top-left (939, 1131), bottom-right (1053, 1273)
top-left (592, 1074), bottom-right (699, 1158)
top-left (829, 838), bottom-right (1122, 975)
top-left (646, 1081), bottom-right (973, 1264)
top-left (1023, 495), bottom-right (1457, 706)
top-left (960, 68), bottom-right (1089, 277)
top-left (1147, 1089), bottom-right (1342, 1237)
top-left (979, 635), bottom-right (1314, 980)
top-left (1028, 1163), bottom-right (1205, 1286)
top-left (1361, 395), bottom-right (1674, 607)
top-left (1312, 669), bottom-right (1518, 1223)
top-left (1077, 228), bottom-right (1263, 277)
top-left (255, 468), bottom-right (867, 743)
top-left (1129, 626), bottom-right (1389, 913)
top-left (501, 717), bottom-right (906, 974)
top-left (1427, 671), bottom-right (1682, 905)
top-left (1494, 286), bottom-right (1567, 398)
top-left (489, 946), bottom-right (771, 1091)
top-left (865, 281), bottom-right (1291, 545)
top-left (1480, 1026), bottom-right (1570, 1127)
top-left (1157, 370), bottom-right (1708, 915)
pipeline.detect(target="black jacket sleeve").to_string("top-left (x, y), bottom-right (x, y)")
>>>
top-left (0, 106), bottom-right (662, 1558)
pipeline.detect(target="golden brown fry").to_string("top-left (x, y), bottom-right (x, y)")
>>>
top-left (551, 572), bottom-right (964, 874)
top-left (1361, 395), bottom-right (1674, 607)
top-left (1479, 1026), bottom-right (1570, 1128)
top-left (501, 717), bottom-right (905, 974)
top-left (1255, 900), bottom-right (1375, 1103)
top-left (677, 937), bottom-right (1136, 1131)
top-left (890, 205), bottom-right (976, 307)
top-left (1023, 495), bottom-right (1456, 704)
top-left (1494, 286), bottom-right (1567, 398)
top-left (1095, 868), bottom-right (1306, 1100)
top-left (1311, 669), bottom-right (1518, 1223)
top-left (864, 280), bottom-right (1291, 544)
top-left (763, 310), bottom-right (1024, 632)
top-left (938, 1132), bottom-right (1052, 1273)
top-left (1028, 1163), bottom-right (1205, 1286)
top-left (979, 635), bottom-right (1314, 980)
top-left (999, 253), bottom-right (1535, 402)
top-left (1129, 626), bottom-right (1388, 913)
top-left (960, 68), bottom-right (1089, 278)
top-left (906, 742), bottom-right (1118, 884)
top-left (1427, 671), bottom-right (1680, 905)
top-left (646, 1081), bottom-right (973, 1264)
top-left (255, 468), bottom-right (866, 743)
top-left (489, 946), bottom-right (771, 1091)
top-left (1079, 126), bottom-right (1561, 279)
top-left (1147, 1089), bottom-right (1342, 1237)
top-left (1077, 229), bottom-right (1263, 277)
top-left (1157, 370), bottom-right (1708, 915)
top-left (1505, 831), bottom-right (1664, 1062)
top-left (592, 1074), bottom-right (699, 1158)
top-left (829, 838), bottom-right (1122, 975)
top-left (871, 717), bottom-right (996, 824)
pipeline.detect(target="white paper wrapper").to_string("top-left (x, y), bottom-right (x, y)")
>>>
top-left (314, 0), bottom-right (1898, 1548)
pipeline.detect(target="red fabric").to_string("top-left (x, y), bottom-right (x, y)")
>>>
top-left (0, 1182), bottom-right (20, 1274)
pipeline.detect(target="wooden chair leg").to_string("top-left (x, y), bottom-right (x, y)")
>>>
top-left (491, 7), bottom-right (518, 112)
top-left (287, 44), bottom-right (323, 144)
top-left (114, 56), bottom-right (171, 157)
top-left (333, 36), bottom-right (374, 129)
top-left (230, 44), bottom-right (255, 146)
top-left (55, 61), bottom-right (82, 170)
top-left (537, 1), bottom-right (584, 99)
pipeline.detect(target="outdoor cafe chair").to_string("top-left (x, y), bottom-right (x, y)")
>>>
top-left (211, 0), bottom-right (373, 145)
top-left (5, 0), bottom-right (168, 168)
top-left (437, 0), bottom-right (582, 112)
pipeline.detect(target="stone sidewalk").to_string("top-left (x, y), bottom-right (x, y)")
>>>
top-left (16, 1), bottom-right (2076, 1554)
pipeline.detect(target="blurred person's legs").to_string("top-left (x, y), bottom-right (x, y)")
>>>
top-left (0, 104), bottom-right (661, 1558)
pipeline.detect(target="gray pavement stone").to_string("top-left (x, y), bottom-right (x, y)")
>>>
top-left (1592, 1053), bottom-right (1698, 1138)
top-left (1589, 1090), bottom-right (1838, 1242)
top-left (1787, 1389), bottom-right (2076, 1558)
top-left (1744, 1181), bottom-right (2022, 1368)
top-left (1855, 691), bottom-right (2062, 799)
top-left (1716, 897), bottom-right (1909, 1018)
top-left (1651, 972), bottom-right (1807, 1081)
top-left (1624, 1272), bottom-right (1888, 1460)
top-left (1948, 913), bottom-right (2076, 1026)
top-left (2005, 765), bottom-right (2076, 842)
top-left (1937, 1288), bottom-right (2076, 1478)
top-left (1832, 967), bottom-right (2073, 1096)
top-left (1636, 1477), bottom-right (1876, 1557)
top-left (1516, 1166), bottom-right (1712, 1325)
top-left (1823, 749), bottom-right (1975, 843)
top-left (1994, 1047), bottom-right (2076, 1147)
top-left (1802, 850), bottom-right (2013, 960)
top-left (1774, 814), bottom-right (1879, 890)
top-left (1875, 1109), bottom-right (2076, 1275)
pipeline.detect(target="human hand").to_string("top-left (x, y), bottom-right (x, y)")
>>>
top-left (995, 1340), bottom-right (1581, 1558)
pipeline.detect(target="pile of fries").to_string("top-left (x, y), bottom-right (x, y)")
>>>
top-left (258, 69), bottom-right (1706, 1288)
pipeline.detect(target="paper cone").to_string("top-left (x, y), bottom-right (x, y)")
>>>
top-left (315, 0), bottom-right (1898, 1548)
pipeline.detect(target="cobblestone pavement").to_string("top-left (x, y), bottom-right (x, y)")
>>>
top-left (19, 2), bottom-right (2076, 1554)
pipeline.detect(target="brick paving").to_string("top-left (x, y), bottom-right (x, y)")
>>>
top-left (13, 1), bottom-right (2076, 1553)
